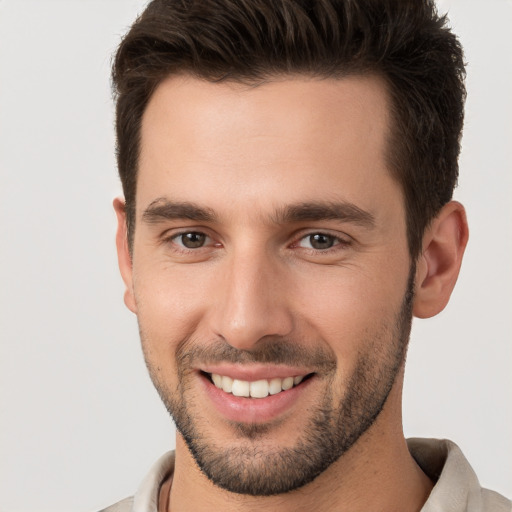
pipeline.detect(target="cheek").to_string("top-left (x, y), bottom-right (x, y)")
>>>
top-left (294, 267), bottom-right (406, 358)
top-left (133, 265), bottom-right (211, 355)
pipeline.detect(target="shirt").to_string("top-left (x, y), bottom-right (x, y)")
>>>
top-left (97, 438), bottom-right (511, 512)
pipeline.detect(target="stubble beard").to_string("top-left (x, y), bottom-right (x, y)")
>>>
top-left (140, 268), bottom-right (415, 496)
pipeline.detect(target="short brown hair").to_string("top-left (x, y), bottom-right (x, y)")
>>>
top-left (112, 0), bottom-right (466, 258)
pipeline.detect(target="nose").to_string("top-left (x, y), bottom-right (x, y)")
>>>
top-left (208, 248), bottom-right (294, 351)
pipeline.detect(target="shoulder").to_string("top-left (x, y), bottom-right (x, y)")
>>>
top-left (481, 489), bottom-right (512, 512)
top-left (94, 451), bottom-right (175, 512)
top-left (408, 438), bottom-right (511, 512)
top-left (96, 496), bottom-right (134, 512)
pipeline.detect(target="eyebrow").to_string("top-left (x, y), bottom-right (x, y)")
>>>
top-left (272, 202), bottom-right (376, 228)
top-left (141, 198), bottom-right (375, 228)
top-left (142, 198), bottom-right (216, 223)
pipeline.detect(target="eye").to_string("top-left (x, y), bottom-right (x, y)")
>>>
top-left (172, 232), bottom-right (209, 249)
top-left (297, 233), bottom-right (340, 250)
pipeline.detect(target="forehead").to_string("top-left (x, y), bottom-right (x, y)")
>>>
top-left (138, 74), bottom-right (397, 219)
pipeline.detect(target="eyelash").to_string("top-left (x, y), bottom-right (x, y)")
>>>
top-left (293, 232), bottom-right (351, 253)
top-left (166, 231), bottom-right (216, 252)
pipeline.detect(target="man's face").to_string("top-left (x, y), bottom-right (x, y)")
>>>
top-left (121, 75), bottom-right (413, 495)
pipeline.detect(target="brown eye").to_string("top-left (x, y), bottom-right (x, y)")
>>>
top-left (302, 233), bottom-right (337, 250)
top-left (176, 232), bottom-right (207, 249)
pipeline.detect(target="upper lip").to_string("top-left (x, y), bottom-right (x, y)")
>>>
top-left (198, 364), bottom-right (314, 381)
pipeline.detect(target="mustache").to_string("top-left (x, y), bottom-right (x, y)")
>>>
top-left (176, 336), bottom-right (337, 373)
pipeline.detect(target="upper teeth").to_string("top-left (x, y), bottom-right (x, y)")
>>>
top-left (211, 374), bottom-right (305, 398)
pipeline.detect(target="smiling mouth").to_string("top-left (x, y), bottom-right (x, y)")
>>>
top-left (203, 372), bottom-right (314, 398)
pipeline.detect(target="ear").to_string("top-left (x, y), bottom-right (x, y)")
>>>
top-left (413, 201), bottom-right (469, 319)
top-left (113, 197), bottom-right (137, 314)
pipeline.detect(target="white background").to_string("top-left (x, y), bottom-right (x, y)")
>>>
top-left (0, 1), bottom-right (510, 510)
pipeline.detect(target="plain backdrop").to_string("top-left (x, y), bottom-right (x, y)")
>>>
top-left (0, 1), bottom-right (511, 511)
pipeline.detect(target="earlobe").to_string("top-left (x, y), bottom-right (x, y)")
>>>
top-left (413, 201), bottom-right (469, 319)
top-left (113, 197), bottom-right (137, 314)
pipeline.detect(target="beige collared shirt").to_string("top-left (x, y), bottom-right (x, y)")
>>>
top-left (98, 438), bottom-right (511, 512)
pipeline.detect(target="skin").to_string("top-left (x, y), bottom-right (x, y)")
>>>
top-left (115, 74), bottom-right (468, 512)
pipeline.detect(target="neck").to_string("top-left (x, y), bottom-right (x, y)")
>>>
top-left (167, 381), bottom-right (433, 512)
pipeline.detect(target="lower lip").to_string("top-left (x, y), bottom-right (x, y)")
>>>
top-left (200, 373), bottom-right (314, 424)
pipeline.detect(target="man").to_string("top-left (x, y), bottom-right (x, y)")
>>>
top-left (103, 0), bottom-right (511, 511)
